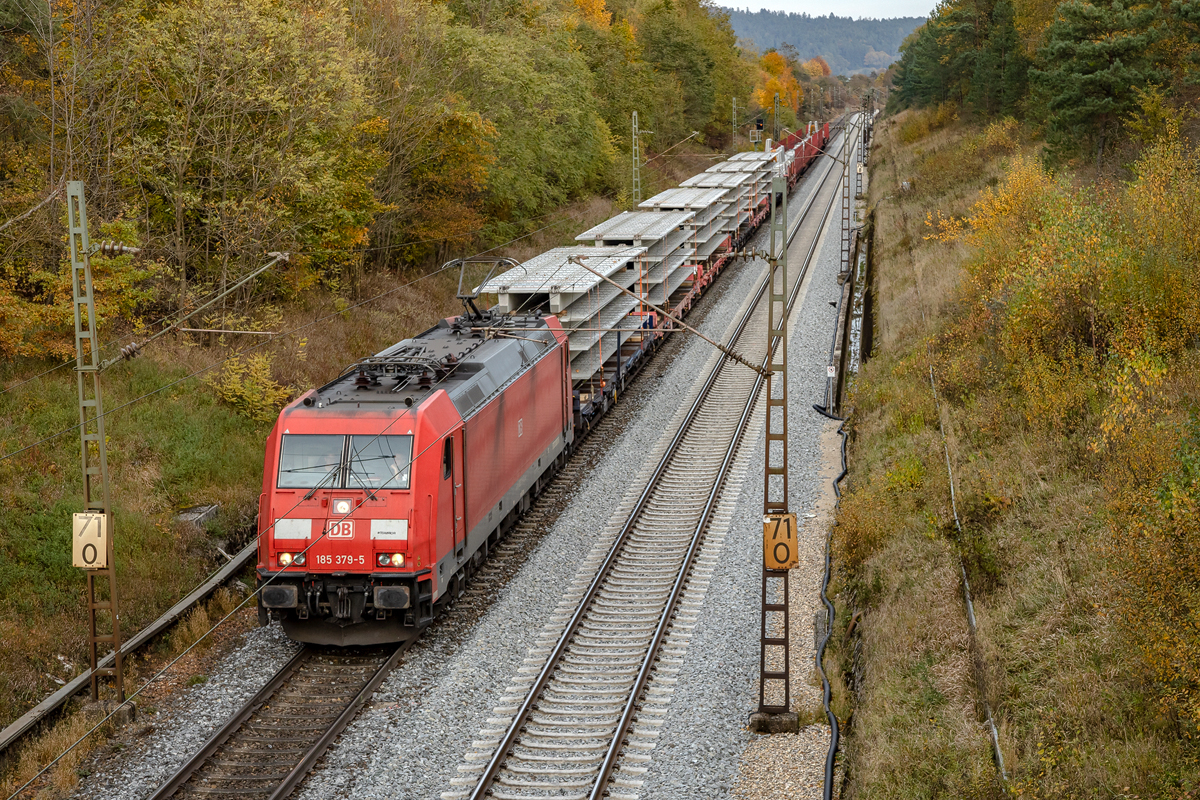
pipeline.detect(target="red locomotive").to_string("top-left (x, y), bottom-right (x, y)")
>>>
top-left (256, 308), bottom-right (572, 645)
top-left (256, 125), bottom-right (832, 645)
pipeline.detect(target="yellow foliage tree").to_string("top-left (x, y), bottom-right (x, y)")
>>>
top-left (803, 56), bottom-right (831, 78)
top-left (574, 0), bottom-right (611, 29)
top-left (753, 51), bottom-right (802, 111)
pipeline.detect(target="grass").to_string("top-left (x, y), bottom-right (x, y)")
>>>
top-left (0, 139), bottom-right (730, 786)
top-left (830, 110), bottom-right (1200, 798)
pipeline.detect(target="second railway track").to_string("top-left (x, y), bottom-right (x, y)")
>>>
top-left (137, 118), bottom-right (854, 800)
top-left (450, 121), bottom-right (855, 800)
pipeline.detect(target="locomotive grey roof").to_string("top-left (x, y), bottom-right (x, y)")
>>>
top-left (307, 313), bottom-right (558, 418)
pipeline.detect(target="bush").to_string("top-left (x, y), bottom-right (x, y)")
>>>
top-left (898, 102), bottom-right (958, 144)
top-left (204, 353), bottom-right (292, 422)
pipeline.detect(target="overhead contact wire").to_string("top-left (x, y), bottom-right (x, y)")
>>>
top-left (0, 223), bottom-right (555, 465)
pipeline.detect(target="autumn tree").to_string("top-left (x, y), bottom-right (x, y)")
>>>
top-left (116, 0), bottom-right (383, 300)
top-left (350, 0), bottom-right (494, 271)
top-left (754, 50), bottom-right (803, 130)
top-left (803, 56), bottom-right (831, 78)
top-left (451, 24), bottom-right (614, 220)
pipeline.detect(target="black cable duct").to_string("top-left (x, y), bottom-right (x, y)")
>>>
top-left (809, 404), bottom-right (847, 800)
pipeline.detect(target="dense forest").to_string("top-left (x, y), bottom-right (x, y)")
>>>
top-left (722, 10), bottom-right (924, 75)
top-left (0, 0), bottom-right (802, 363)
top-left (889, 0), bottom-right (1199, 164)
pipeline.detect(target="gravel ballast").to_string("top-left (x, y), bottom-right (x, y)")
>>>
top-left (633, 143), bottom-right (847, 800)
top-left (68, 132), bottom-right (852, 800)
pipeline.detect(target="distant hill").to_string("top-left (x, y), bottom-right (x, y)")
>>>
top-left (722, 10), bottom-right (925, 75)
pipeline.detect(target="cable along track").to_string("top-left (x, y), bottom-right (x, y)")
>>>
top-left (147, 643), bottom-right (409, 800)
top-left (452, 134), bottom-right (847, 800)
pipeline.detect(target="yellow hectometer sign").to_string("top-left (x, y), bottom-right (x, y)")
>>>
top-left (72, 512), bottom-right (108, 569)
top-left (763, 513), bottom-right (798, 570)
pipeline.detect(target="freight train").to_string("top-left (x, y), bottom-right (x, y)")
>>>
top-left (256, 125), bottom-right (831, 645)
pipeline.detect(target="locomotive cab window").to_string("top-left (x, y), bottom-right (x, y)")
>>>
top-left (277, 435), bottom-right (345, 489)
top-left (442, 437), bottom-right (454, 480)
top-left (348, 435), bottom-right (413, 490)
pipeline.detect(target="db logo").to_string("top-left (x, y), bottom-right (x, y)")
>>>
top-left (327, 520), bottom-right (354, 538)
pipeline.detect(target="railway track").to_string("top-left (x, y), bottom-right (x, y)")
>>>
top-left (147, 643), bottom-right (410, 800)
top-left (449, 123), bottom-right (854, 800)
top-left (140, 121), bottom-right (852, 800)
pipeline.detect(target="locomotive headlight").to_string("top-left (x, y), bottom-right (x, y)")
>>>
top-left (334, 499), bottom-right (352, 515)
top-left (278, 552), bottom-right (294, 567)
top-left (390, 553), bottom-right (405, 567)
top-left (293, 552), bottom-right (306, 566)
top-left (378, 553), bottom-right (390, 567)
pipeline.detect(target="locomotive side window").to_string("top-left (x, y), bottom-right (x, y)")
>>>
top-left (278, 435), bottom-right (345, 489)
top-left (348, 435), bottom-right (413, 490)
top-left (442, 437), bottom-right (454, 480)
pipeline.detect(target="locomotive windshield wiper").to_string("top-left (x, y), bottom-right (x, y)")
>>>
top-left (302, 467), bottom-right (338, 501)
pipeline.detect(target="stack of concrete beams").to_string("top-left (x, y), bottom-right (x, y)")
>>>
top-left (479, 245), bottom-right (649, 383)
top-left (708, 152), bottom-right (776, 208)
top-left (677, 172), bottom-right (752, 236)
top-left (574, 210), bottom-right (695, 311)
top-left (638, 187), bottom-right (733, 280)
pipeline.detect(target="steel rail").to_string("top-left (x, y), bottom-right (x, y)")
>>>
top-left (147, 639), bottom-right (412, 800)
top-left (467, 130), bottom-right (848, 800)
top-left (588, 129), bottom-right (849, 800)
top-left (147, 647), bottom-right (313, 800)
top-left (266, 640), bottom-right (411, 800)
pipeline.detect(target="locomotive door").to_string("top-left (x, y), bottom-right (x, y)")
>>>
top-left (442, 432), bottom-right (465, 561)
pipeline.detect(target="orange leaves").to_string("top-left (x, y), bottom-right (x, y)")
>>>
top-left (802, 56), bottom-right (831, 78)
top-left (924, 210), bottom-right (965, 243)
top-left (752, 50), bottom-right (802, 112)
top-left (573, 0), bottom-right (612, 29)
top-left (1095, 346), bottom-right (1166, 452)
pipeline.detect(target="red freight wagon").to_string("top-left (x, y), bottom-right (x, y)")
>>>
top-left (256, 311), bottom-right (571, 645)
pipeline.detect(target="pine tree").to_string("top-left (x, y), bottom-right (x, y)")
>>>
top-left (1169, 0), bottom-right (1200, 83)
top-left (994, 0), bottom-right (1029, 115)
top-left (1032, 0), bottom-right (1165, 165)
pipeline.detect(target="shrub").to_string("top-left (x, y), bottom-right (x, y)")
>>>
top-left (204, 353), bottom-right (291, 422)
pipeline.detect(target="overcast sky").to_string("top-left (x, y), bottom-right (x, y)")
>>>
top-left (735, 0), bottom-right (931, 19)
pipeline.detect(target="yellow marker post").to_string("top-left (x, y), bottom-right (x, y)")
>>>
top-left (72, 512), bottom-right (109, 569)
top-left (763, 513), bottom-right (798, 571)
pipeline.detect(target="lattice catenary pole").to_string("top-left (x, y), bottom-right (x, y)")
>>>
top-left (731, 97), bottom-right (737, 152)
top-left (631, 111), bottom-right (642, 205)
top-left (758, 170), bottom-right (797, 717)
top-left (67, 181), bottom-right (124, 702)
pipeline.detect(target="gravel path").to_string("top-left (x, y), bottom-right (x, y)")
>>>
top-left (68, 137), bottom-right (849, 800)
